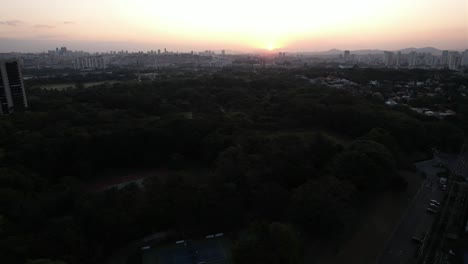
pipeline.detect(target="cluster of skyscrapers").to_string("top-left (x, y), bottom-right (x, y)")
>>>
top-left (278, 52), bottom-right (287, 59)
top-left (48, 47), bottom-right (71, 56)
top-left (383, 50), bottom-right (468, 70)
top-left (73, 56), bottom-right (107, 70)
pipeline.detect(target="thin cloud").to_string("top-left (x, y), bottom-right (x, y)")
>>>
top-left (35, 34), bottom-right (67, 39)
top-left (34, 24), bottom-right (56, 29)
top-left (0, 20), bottom-right (23, 27)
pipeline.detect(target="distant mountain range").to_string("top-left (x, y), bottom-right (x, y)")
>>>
top-left (397, 47), bottom-right (443, 54)
top-left (300, 47), bottom-right (447, 56)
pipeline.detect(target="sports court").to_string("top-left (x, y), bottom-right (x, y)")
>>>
top-left (142, 236), bottom-right (231, 264)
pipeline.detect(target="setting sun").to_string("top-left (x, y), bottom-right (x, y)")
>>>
top-left (266, 44), bottom-right (275, 51)
top-left (0, 0), bottom-right (466, 51)
top-left (259, 38), bottom-right (283, 51)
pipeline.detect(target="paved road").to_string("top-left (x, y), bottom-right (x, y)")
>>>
top-left (378, 159), bottom-right (445, 264)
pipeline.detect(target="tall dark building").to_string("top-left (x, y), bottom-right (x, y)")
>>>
top-left (344, 50), bottom-right (351, 62)
top-left (0, 60), bottom-right (28, 115)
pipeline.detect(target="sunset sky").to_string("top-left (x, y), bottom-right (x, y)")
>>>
top-left (0, 0), bottom-right (467, 52)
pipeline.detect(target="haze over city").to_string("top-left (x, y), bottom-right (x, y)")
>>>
top-left (1, 0), bottom-right (467, 52)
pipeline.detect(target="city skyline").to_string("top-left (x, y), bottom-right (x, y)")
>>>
top-left (0, 0), bottom-right (467, 52)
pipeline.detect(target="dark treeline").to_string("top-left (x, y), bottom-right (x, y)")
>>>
top-left (0, 68), bottom-right (465, 264)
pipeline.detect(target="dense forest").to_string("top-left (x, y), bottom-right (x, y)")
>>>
top-left (0, 68), bottom-right (465, 264)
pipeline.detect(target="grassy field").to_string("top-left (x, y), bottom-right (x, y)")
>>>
top-left (307, 170), bottom-right (423, 264)
top-left (32, 80), bottom-right (120, 90)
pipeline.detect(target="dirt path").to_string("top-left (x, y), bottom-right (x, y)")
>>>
top-left (85, 169), bottom-right (170, 192)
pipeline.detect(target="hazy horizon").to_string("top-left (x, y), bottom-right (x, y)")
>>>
top-left (1, 0), bottom-right (467, 53)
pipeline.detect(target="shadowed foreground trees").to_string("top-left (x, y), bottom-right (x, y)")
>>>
top-left (0, 68), bottom-right (465, 264)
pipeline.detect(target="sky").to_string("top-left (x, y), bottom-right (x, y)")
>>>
top-left (0, 0), bottom-right (467, 52)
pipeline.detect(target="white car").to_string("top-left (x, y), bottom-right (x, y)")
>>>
top-left (412, 236), bottom-right (423, 243)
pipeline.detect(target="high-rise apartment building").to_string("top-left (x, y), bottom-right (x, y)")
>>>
top-left (73, 56), bottom-right (106, 70)
top-left (0, 59), bottom-right (28, 115)
top-left (409, 51), bottom-right (417, 68)
top-left (423, 53), bottom-right (433, 66)
top-left (395, 51), bottom-right (402, 68)
top-left (441, 50), bottom-right (449, 65)
top-left (384, 51), bottom-right (394, 67)
top-left (344, 50), bottom-right (350, 62)
top-left (461, 50), bottom-right (468, 66)
top-left (448, 52), bottom-right (461, 70)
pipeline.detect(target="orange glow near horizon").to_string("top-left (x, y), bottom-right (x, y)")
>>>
top-left (0, 0), bottom-right (466, 52)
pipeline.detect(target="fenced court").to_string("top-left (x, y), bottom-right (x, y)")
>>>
top-left (158, 244), bottom-right (193, 264)
top-left (192, 239), bottom-right (226, 263)
top-left (142, 236), bottom-right (230, 264)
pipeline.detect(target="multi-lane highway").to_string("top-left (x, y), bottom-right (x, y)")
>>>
top-left (421, 153), bottom-right (467, 264)
top-left (377, 159), bottom-right (446, 264)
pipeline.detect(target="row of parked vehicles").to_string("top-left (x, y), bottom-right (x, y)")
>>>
top-left (426, 199), bottom-right (441, 214)
top-left (412, 200), bottom-right (441, 244)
